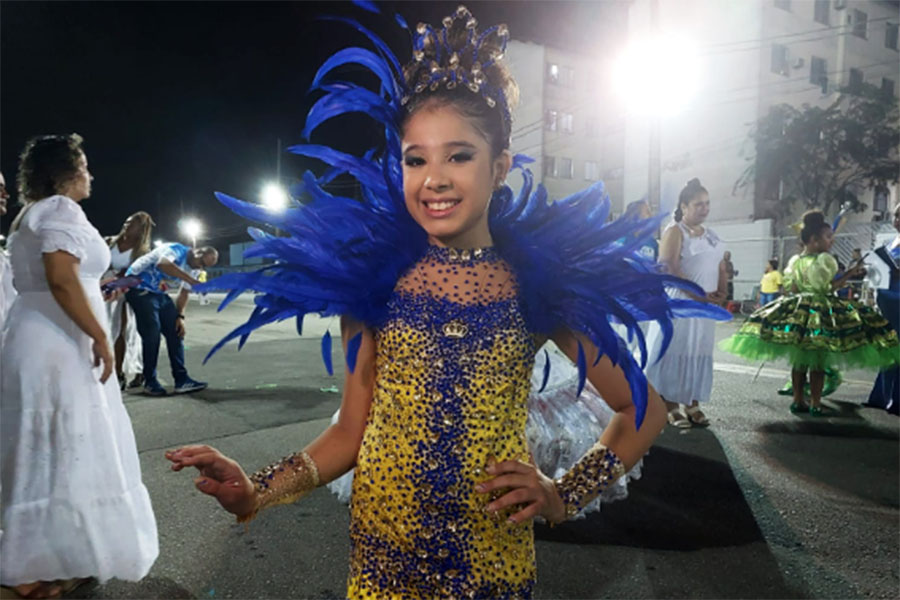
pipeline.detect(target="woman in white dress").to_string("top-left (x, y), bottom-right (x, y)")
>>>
top-left (104, 212), bottom-right (154, 390)
top-left (646, 178), bottom-right (728, 428)
top-left (1, 135), bottom-right (158, 598)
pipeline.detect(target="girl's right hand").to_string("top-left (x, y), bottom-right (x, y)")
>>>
top-left (165, 445), bottom-right (256, 518)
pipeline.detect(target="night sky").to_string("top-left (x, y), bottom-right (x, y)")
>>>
top-left (1, 1), bottom-right (625, 250)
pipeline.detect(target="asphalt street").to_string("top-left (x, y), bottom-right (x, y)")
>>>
top-left (74, 293), bottom-right (899, 600)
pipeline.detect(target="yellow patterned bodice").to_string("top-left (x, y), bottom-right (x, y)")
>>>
top-left (347, 246), bottom-right (538, 599)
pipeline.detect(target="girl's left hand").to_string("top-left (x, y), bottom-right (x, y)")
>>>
top-left (476, 459), bottom-right (566, 524)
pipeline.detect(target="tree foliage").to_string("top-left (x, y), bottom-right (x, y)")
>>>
top-left (735, 84), bottom-right (899, 219)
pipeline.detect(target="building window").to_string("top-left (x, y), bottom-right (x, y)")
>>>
top-left (810, 56), bottom-right (828, 93)
top-left (584, 161), bottom-right (600, 181)
top-left (559, 158), bottom-right (574, 179)
top-left (545, 108), bottom-right (558, 131)
top-left (774, 0), bottom-right (790, 11)
top-left (886, 22), bottom-right (898, 51)
top-left (848, 68), bottom-right (863, 93)
top-left (852, 9), bottom-right (867, 39)
top-left (544, 156), bottom-right (557, 178)
top-left (771, 44), bottom-right (789, 76)
top-left (561, 66), bottom-right (575, 88)
top-left (586, 118), bottom-right (600, 137)
top-left (560, 112), bottom-right (574, 134)
top-left (813, 0), bottom-right (829, 25)
top-left (882, 77), bottom-right (896, 98)
top-left (546, 63), bottom-right (559, 84)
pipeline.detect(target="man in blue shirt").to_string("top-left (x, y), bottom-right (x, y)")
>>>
top-left (126, 243), bottom-right (219, 395)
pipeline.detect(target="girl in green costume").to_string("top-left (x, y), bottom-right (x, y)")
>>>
top-left (721, 210), bottom-right (899, 415)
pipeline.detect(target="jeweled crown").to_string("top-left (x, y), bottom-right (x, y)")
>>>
top-left (402, 5), bottom-right (511, 127)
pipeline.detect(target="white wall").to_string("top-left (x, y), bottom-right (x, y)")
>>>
top-left (713, 218), bottom-right (775, 301)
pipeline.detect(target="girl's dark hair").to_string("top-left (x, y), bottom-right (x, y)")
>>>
top-left (17, 134), bottom-right (84, 202)
top-left (400, 20), bottom-right (519, 158)
top-left (674, 178), bottom-right (707, 222)
top-left (800, 209), bottom-right (829, 244)
top-left (768, 258), bottom-right (779, 270)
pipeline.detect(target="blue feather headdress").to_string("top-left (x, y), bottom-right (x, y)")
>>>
top-left (200, 2), bottom-right (730, 429)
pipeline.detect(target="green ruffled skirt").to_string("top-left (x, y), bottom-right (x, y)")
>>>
top-left (720, 292), bottom-right (899, 370)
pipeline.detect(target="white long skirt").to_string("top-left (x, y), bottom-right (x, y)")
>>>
top-left (106, 295), bottom-right (143, 379)
top-left (645, 316), bottom-right (716, 405)
top-left (1, 290), bottom-right (158, 585)
top-left (327, 345), bottom-right (641, 518)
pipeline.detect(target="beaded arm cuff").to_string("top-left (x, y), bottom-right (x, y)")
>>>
top-left (553, 443), bottom-right (626, 523)
top-left (237, 451), bottom-right (320, 524)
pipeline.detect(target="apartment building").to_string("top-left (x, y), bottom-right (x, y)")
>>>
top-left (623, 0), bottom-right (899, 226)
top-left (506, 40), bottom-right (628, 212)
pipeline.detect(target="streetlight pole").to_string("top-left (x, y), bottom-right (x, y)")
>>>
top-left (276, 138), bottom-right (282, 185)
top-left (647, 0), bottom-right (661, 216)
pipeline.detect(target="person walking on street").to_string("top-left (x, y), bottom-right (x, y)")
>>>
top-left (104, 211), bottom-right (155, 390)
top-left (1, 134), bottom-right (158, 598)
top-left (646, 178), bottom-right (729, 428)
top-left (722, 210), bottom-right (898, 416)
top-left (0, 172), bottom-right (16, 341)
top-left (759, 258), bottom-right (782, 306)
top-left (125, 241), bottom-right (218, 396)
top-left (723, 250), bottom-right (737, 301)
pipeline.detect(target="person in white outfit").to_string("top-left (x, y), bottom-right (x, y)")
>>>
top-left (645, 178), bottom-right (728, 428)
top-left (105, 211), bottom-right (155, 390)
top-left (0, 134), bottom-right (158, 598)
top-left (0, 172), bottom-right (15, 340)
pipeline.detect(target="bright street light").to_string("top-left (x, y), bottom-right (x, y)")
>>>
top-left (179, 217), bottom-right (203, 247)
top-left (613, 34), bottom-right (700, 116)
top-left (261, 182), bottom-right (289, 212)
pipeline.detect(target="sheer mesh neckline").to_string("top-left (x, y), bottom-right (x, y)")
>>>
top-left (395, 244), bottom-right (517, 305)
top-left (424, 244), bottom-right (500, 265)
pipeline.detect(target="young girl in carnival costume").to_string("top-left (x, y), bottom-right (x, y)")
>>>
top-left (166, 5), bottom-right (728, 597)
top-left (722, 210), bottom-right (899, 416)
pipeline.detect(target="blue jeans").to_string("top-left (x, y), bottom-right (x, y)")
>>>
top-left (759, 292), bottom-right (780, 305)
top-left (126, 289), bottom-right (187, 386)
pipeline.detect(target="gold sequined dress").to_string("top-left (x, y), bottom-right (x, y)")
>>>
top-left (347, 245), bottom-right (538, 599)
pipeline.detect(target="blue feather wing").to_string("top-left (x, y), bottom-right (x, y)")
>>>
top-left (201, 15), bottom-right (424, 368)
top-left (321, 330), bottom-right (334, 376)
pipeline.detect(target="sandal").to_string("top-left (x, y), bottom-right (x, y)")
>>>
top-left (1, 577), bottom-right (94, 599)
top-left (809, 404), bottom-right (824, 417)
top-left (667, 407), bottom-right (692, 428)
top-left (684, 405), bottom-right (709, 426)
top-left (789, 402), bottom-right (809, 414)
top-left (56, 578), bottom-right (94, 596)
top-left (2, 581), bottom-right (62, 599)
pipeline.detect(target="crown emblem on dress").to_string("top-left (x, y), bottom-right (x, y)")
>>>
top-left (402, 5), bottom-right (511, 126)
top-left (442, 319), bottom-right (470, 339)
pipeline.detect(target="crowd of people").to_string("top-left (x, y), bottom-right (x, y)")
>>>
top-left (0, 4), bottom-right (897, 600)
top-left (0, 134), bottom-right (219, 598)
